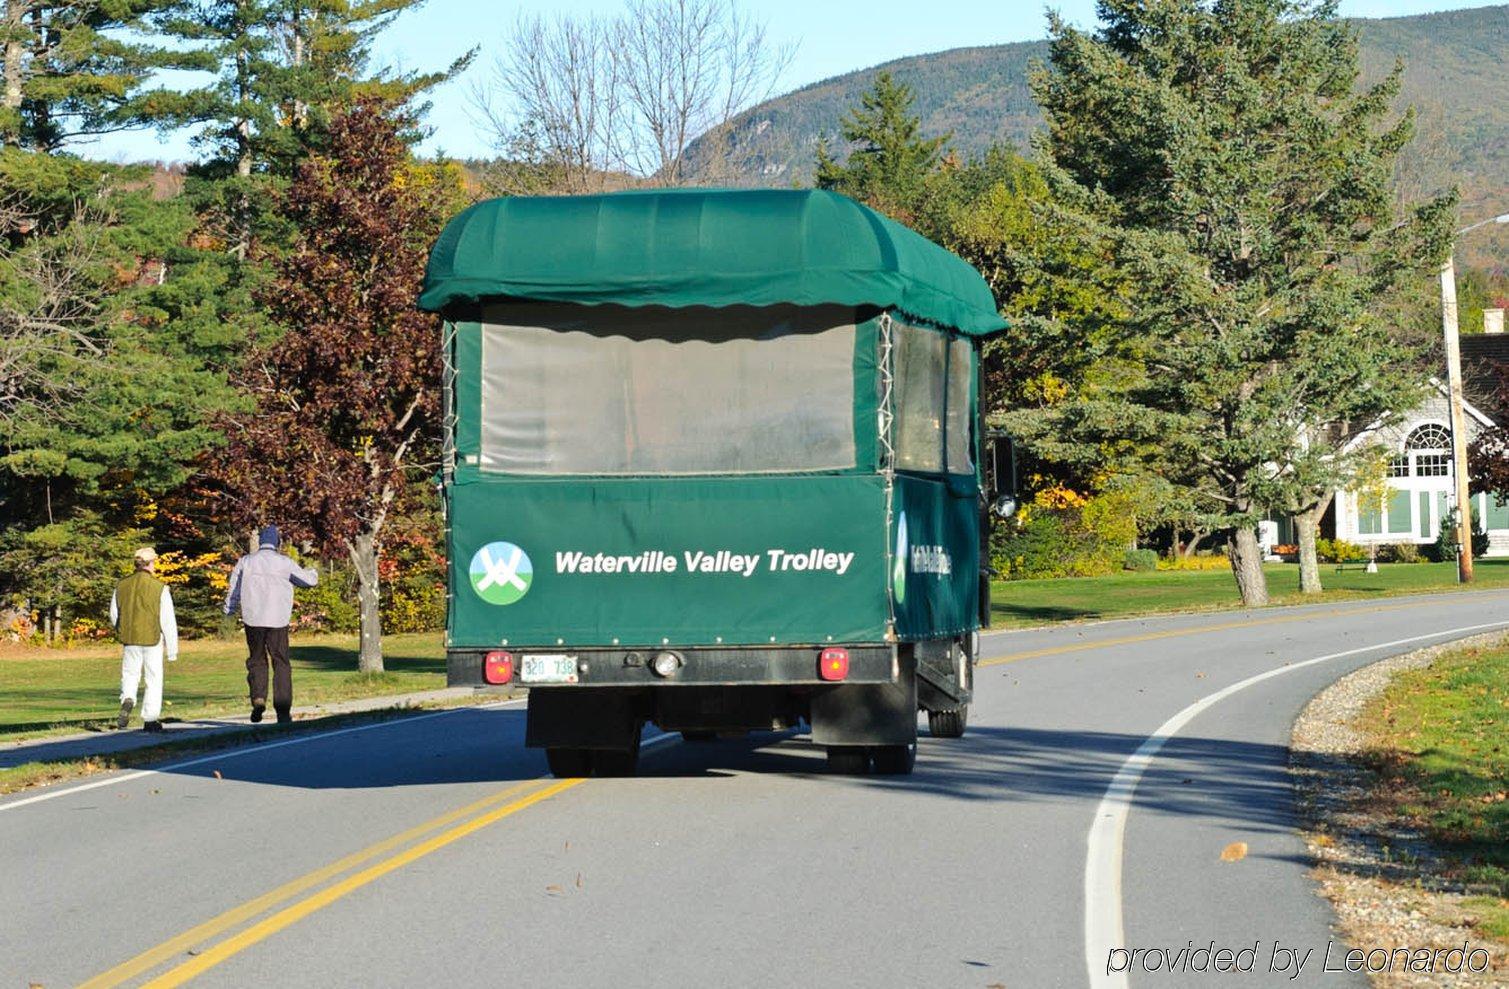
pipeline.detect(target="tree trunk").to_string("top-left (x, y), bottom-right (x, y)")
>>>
top-left (2, 1), bottom-right (27, 147)
top-left (1227, 525), bottom-right (1269, 607)
top-left (348, 531), bottom-right (384, 673)
top-left (1179, 528), bottom-right (1207, 560)
top-left (1295, 492), bottom-right (1333, 595)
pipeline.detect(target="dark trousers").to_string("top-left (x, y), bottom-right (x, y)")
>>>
top-left (245, 626), bottom-right (292, 714)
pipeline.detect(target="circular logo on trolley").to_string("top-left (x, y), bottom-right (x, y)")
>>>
top-left (469, 541), bottom-right (534, 605)
top-left (893, 514), bottom-right (909, 604)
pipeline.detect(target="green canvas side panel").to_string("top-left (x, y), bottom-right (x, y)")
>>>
top-left (890, 474), bottom-right (980, 640)
top-left (454, 321), bottom-right (481, 460)
top-left (448, 474), bottom-right (889, 648)
top-left (1387, 490), bottom-right (1411, 534)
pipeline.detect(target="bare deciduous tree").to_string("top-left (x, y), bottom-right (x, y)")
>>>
top-left (472, 0), bottom-right (793, 192)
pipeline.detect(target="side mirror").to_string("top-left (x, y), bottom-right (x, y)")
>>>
top-left (983, 432), bottom-right (1018, 504)
top-left (992, 495), bottom-right (1018, 519)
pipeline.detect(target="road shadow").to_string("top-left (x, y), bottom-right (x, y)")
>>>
top-left (132, 712), bottom-right (1305, 843)
top-left (638, 724), bottom-right (1303, 840)
top-left (991, 602), bottom-right (1102, 624)
top-left (284, 645), bottom-right (446, 674)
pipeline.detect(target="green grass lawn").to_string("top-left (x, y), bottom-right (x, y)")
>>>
top-left (0, 632), bottom-right (446, 738)
top-left (1362, 641), bottom-right (1509, 942)
top-left (989, 559), bottom-right (1509, 629)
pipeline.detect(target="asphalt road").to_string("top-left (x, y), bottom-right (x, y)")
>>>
top-left (5, 589), bottom-right (1509, 989)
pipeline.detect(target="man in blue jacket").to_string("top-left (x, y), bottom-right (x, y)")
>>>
top-left (224, 525), bottom-right (319, 723)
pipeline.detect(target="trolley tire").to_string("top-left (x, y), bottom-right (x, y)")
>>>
top-left (594, 731), bottom-right (642, 777)
top-left (545, 748), bottom-right (593, 778)
top-left (870, 743), bottom-right (916, 775)
top-left (927, 705), bottom-right (968, 739)
top-left (826, 746), bottom-right (870, 774)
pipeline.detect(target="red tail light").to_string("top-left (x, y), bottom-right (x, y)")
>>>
top-left (818, 647), bottom-right (849, 681)
top-left (484, 650), bottom-right (514, 685)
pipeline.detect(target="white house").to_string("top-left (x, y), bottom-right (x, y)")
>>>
top-left (1331, 322), bottom-right (1509, 556)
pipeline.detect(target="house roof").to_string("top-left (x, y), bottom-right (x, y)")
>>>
top-left (417, 188), bottom-right (1008, 337)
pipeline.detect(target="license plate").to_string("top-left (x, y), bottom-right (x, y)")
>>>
top-left (520, 654), bottom-right (578, 684)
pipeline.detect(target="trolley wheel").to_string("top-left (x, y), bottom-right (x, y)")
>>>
top-left (826, 746), bottom-right (870, 774)
top-left (594, 731), bottom-right (642, 777)
top-left (870, 743), bottom-right (916, 775)
top-left (545, 748), bottom-right (593, 778)
top-left (927, 705), bottom-right (968, 739)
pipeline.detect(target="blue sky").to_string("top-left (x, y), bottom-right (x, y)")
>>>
top-left (85, 0), bottom-right (1480, 164)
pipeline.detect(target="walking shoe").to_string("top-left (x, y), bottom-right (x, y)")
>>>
top-left (250, 699), bottom-right (266, 723)
top-left (143, 721), bottom-right (163, 733)
top-left (116, 698), bottom-right (134, 730)
top-left (274, 706), bottom-right (292, 725)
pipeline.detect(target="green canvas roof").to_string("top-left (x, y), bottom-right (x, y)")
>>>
top-left (418, 188), bottom-right (1007, 337)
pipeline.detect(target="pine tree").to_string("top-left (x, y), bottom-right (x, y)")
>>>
top-left (0, 0), bottom-right (213, 151)
top-left (815, 71), bottom-right (948, 221)
top-left (1030, 0), bottom-right (1454, 605)
top-left (159, 0), bottom-right (472, 178)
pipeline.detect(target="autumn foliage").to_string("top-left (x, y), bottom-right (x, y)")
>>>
top-left (210, 97), bottom-right (459, 669)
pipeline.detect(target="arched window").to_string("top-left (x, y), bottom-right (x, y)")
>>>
top-left (1400, 423), bottom-right (1452, 477)
top-left (1406, 423), bottom-right (1451, 451)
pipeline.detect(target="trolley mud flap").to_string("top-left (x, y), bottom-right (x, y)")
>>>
top-left (810, 649), bottom-right (917, 746)
top-left (525, 688), bottom-right (642, 750)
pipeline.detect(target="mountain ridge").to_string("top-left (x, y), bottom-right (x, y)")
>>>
top-left (693, 2), bottom-right (1509, 254)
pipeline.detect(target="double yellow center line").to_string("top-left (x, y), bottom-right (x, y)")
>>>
top-left (82, 777), bottom-right (583, 989)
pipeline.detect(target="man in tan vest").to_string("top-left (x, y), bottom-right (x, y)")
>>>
top-left (110, 546), bottom-right (179, 732)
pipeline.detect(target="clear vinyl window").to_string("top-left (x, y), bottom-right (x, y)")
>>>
top-left (478, 304), bottom-right (857, 475)
top-left (892, 324), bottom-right (946, 473)
top-left (945, 337), bottom-right (975, 475)
top-left (892, 322), bottom-right (974, 476)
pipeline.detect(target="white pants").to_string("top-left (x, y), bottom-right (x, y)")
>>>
top-left (120, 643), bottom-right (164, 723)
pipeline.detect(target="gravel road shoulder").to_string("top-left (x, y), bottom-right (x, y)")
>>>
top-left (1291, 633), bottom-right (1509, 988)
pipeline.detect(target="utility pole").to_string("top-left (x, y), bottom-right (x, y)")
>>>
top-left (1441, 254), bottom-right (1474, 582)
top-left (1441, 210), bottom-right (1509, 584)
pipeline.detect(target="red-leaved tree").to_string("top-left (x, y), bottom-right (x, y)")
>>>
top-left (213, 97), bottom-right (459, 671)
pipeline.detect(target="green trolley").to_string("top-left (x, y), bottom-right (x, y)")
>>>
top-left (418, 188), bottom-right (1008, 777)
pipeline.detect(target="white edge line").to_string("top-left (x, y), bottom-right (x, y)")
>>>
top-left (0, 697), bottom-right (528, 813)
top-left (1082, 621), bottom-right (1509, 989)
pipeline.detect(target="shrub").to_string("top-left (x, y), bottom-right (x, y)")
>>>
top-left (290, 565), bottom-right (360, 633)
top-left (1123, 548), bottom-right (1158, 572)
top-left (1429, 507), bottom-right (1490, 562)
top-left (1376, 542), bottom-right (1422, 564)
top-left (381, 582), bottom-right (446, 634)
top-left (1156, 551), bottom-right (1231, 571)
top-left (1314, 538), bottom-right (1365, 563)
top-left (990, 489), bottom-right (1138, 580)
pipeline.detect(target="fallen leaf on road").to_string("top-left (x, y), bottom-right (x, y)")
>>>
top-left (564, 841), bottom-right (570, 852)
top-left (1220, 842), bottom-right (1248, 862)
top-left (546, 885), bottom-right (563, 894)
top-left (212, 770), bottom-right (222, 780)
top-left (1196, 671), bottom-right (1207, 679)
